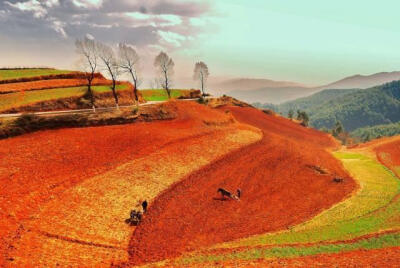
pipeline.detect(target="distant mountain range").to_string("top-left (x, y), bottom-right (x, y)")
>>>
top-left (212, 71), bottom-right (400, 104)
top-left (318, 71), bottom-right (400, 90)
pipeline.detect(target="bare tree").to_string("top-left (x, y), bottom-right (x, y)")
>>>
top-left (193, 61), bottom-right (209, 96)
top-left (75, 37), bottom-right (98, 111)
top-left (154, 52), bottom-right (174, 99)
top-left (97, 41), bottom-right (120, 108)
top-left (118, 43), bottom-right (141, 103)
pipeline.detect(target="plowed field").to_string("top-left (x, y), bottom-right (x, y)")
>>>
top-left (128, 106), bottom-right (356, 265)
top-left (0, 102), bottom-right (261, 266)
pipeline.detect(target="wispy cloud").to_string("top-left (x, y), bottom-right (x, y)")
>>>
top-left (0, 0), bottom-right (211, 49)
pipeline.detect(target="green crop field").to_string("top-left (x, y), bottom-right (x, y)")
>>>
top-left (166, 150), bottom-right (400, 265)
top-left (0, 69), bottom-right (73, 80)
top-left (0, 85), bottom-right (128, 112)
top-left (140, 89), bottom-right (188, 101)
top-left (178, 233), bottom-right (400, 265)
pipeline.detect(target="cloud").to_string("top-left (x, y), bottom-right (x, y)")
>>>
top-left (100, 0), bottom-right (210, 17)
top-left (5, 0), bottom-right (49, 18)
top-left (157, 30), bottom-right (186, 47)
top-left (0, 0), bottom-right (212, 49)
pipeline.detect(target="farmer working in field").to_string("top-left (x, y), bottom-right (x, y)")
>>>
top-left (142, 200), bottom-right (148, 213)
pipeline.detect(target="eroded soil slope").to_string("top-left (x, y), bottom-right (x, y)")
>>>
top-left (128, 106), bottom-right (357, 265)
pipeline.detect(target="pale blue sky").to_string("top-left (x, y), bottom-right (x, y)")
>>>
top-left (185, 0), bottom-right (400, 85)
top-left (1, 0), bottom-right (399, 85)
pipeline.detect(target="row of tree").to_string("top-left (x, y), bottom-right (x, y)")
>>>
top-left (75, 36), bottom-right (210, 110)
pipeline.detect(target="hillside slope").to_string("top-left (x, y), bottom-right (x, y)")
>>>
top-left (277, 88), bottom-right (361, 115)
top-left (274, 80), bottom-right (400, 132)
top-left (128, 106), bottom-right (356, 265)
top-left (0, 101), bottom-right (261, 266)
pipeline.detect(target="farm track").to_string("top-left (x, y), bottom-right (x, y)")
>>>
top-left (1, 102), bottom-right (261, 266)
top-left (128, 106), bottom-right (357, 265)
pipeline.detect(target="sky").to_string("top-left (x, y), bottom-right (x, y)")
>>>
top-left (1, 0), bottom-right (400, 86)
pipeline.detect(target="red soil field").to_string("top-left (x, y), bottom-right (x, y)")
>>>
top-left (352, 135), bottom-right (400, 177)
top-left (128, 106), bottom-right (357, 265)
top-left (373, 137), bottom-right (400, 177)
top-left (0, 101), bottom-right (239, 265)
top-left (0, 78), bottom-right (111, 93)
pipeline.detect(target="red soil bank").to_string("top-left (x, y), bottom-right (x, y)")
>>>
top-left (0, 101), bottom-right (233, 264)
top-left (0, 78), bottom-right (111, 93)
top-left (0, 72), bottom-right (104, 85)
top-left (374, 138), bottom-right (400, 177)
top-left (128, 106), bottom-right (356, 265)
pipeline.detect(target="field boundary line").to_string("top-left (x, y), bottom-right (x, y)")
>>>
top-left (37, 230), bottom-right (126, 251)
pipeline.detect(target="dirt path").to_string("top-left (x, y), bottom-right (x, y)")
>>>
top-left (128, 107), bottom-right (356, 265)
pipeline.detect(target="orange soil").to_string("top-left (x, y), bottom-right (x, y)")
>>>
top-left (373, 137), bottom-right (400, 178)
top-left (0, 101), bottom-right (247, 265)
top-left (0, 78), bottom-right (111, 93)
top-left (198, 246), bottom-right (400, 267)
top-left (128, 106), bottom-right (357, 265)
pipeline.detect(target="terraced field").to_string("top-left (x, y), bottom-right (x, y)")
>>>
top-left (140, 89), bottom-right (194, 101)
top-left (0, 84), bottom-right (129, 112)
top-left (0, 78), bottom-right (110, 94)
top-left (0, 69), bottom-right (140, 113)
top-left (2, 85), bottom-right (399, 266)
top-left (0, 68), bottom-right (72, 80)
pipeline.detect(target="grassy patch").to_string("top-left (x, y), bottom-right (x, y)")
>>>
top-left (0, 85), bottom-right (128, 112)
top-left (0, 69), bottom-right (73, 80)
top-left (178, 232), bottom-right (400, 265)
top-left (140, 89), bottom-right (188, 101)
top-left (216, 151), bottom-right (400, 248)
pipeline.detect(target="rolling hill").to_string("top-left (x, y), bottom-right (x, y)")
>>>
top-left (0, 68), bottom-right (201, 114)
top-left (319, 71), bottom-right (400, 90)
top-left (267, 80), bottom-right (400, 132)
top-left (216, 71), bottom-right (400, 104)
top-left (210, 78), bottom-right (313, 104)
top-left (212, 78), bottom-right (307, 91)
top-left (1, 95), bottom-right (399, 266)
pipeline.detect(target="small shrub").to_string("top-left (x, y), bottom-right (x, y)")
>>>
top-left (197, 97), bottom-right (208, 105)
top-left (14, 113), bottom-right (40, 129)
